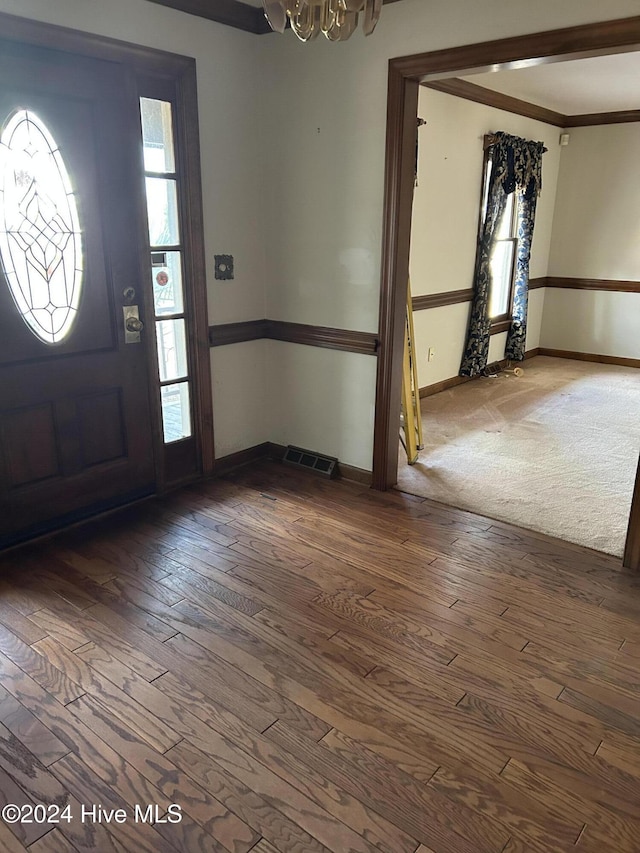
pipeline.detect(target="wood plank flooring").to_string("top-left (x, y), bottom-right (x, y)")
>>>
top-left (0, 460), bottom-right (639, 853)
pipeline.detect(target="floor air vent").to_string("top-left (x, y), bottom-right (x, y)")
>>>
top-left (283, 445), bottom-right (338, 478)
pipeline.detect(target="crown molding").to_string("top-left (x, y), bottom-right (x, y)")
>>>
top-left (424, 78), bottom-right (566, 126)
top-left (563, 109), bottom-right (640, 127)
top-left (144, 0), bottom-right (270, 34)
top-left (422, 77), bottom-right (640, 129)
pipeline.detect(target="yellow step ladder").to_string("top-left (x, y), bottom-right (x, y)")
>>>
top-left (400, 279), bottom-right (423, 465)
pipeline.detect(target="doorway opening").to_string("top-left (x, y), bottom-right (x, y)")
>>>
top-left (372, 15), bottom-right (640, 568)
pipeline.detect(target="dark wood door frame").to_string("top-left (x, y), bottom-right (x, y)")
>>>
top-left (624, 456), bottom-right (640, 571)
top-left (0, 11), bottom-right (215, 492)
top-left (372, 15), bottom-right (640, 567)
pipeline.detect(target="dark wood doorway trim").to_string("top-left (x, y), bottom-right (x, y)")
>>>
top-left (624, 456), bottom-right (640, 571)
top-left (0, 10), bottom-right (215, 487)
top-left (373, 15), bottom-right (640, 566)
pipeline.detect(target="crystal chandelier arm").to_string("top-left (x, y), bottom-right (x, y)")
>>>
top-left (362, 0), bottom-right (382, 35)
top-left (290, 1), bottom-right (322, 41)
top-left (263, 0), bottom-right (287, 33)
top-left (323, 0), bottom-right (356, 40)
top-left (320, 0), bottom-right (337, 33)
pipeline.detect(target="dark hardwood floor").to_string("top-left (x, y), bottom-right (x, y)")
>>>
top-left (0, 460), bottom-right (639, 852)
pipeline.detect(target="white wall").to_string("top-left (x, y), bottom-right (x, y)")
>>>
top-left (266, 341), bottom-right (377, 472)
top-left (0, 0), bottom-right (268, 459)
top-left (409, 87), bottom-right (561, 388)
top-left (541, 123), bottom-right (640, 358)
top-left (548, 123), bottom-right (640, 279)
top-left (210, 341), bottom-right (270, 458)
top-left (526, 287), bottom-right (546, 351)
top-left (412, 303), bottom-right (469, 388)
top-left (540, 290), bottom-right (640, 358)
top-left (260, 0), bottom-right (639, 470)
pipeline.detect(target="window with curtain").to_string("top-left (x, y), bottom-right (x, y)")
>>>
top-left (479, 147), bottom-right (518, 330)
top-left (460, 131), bottom-right (545, 377)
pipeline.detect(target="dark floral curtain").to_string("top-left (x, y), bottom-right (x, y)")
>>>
top-left (460, 131), bottom-right (545, 376)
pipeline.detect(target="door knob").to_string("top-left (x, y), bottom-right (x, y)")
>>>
top-left (125, 316), bottom-right (144, 333)
top-left (123, 305), bottom-right (143, 343)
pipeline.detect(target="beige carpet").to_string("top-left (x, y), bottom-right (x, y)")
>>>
top-left (396, 356), bottom-right (640, 556)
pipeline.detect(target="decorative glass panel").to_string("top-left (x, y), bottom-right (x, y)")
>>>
top-left (161, 382), bottom-right (192, 443)
top-left (156, 318), bottom-right (188, 382)
top-left (0, 109), bottom-right (83, 344)
top-left (140, 98), bottom-right (175, 173)
top-left (151, 250), bottom-right (184, 316)
top-left (145, 177), bottom-right (179, 247)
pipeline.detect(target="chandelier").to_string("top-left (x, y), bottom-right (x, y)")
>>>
top-left (263, 0), bottom-right (382, 41)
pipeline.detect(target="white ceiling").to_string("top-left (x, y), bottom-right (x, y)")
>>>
top-left (460, 52), bottom-right (640, 115)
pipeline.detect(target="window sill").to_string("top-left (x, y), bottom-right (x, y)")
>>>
top-left (489, 318), bottom-right (511, 335)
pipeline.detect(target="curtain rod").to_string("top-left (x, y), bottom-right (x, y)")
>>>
top-left (484, 133), bottom-right (548, 153)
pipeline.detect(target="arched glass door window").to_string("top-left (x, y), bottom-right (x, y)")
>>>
top-left (0, 109), bottom-right (83, 344)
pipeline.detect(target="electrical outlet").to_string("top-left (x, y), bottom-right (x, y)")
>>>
top-left (428, 347), bottom-right (435, 362)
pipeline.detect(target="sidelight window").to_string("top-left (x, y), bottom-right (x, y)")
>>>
top-left (140, 97), bottom-right (193, 444)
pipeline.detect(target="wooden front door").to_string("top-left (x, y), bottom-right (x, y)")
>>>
top-left (0, 39), bottom-right (156, 546)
